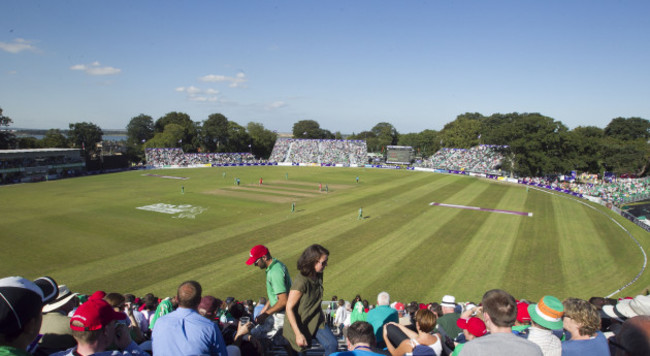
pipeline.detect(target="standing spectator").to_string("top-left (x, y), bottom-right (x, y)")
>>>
top-left (459, 289), bottom-right (542, 355)
top-left (561, 298), bottom-right (609, 356)
top-left (334, 300), bottom-right (349, 338)
top-left (246, 245), bottom-right (291, 345)
top-left (0, 276), bottom-right (58, 356)
top-left (366, 292), bottom-right (398, 348)
top-left (284, 244), bottom-right (337, 356)
top-left (526, 296), bottom-right (564, 356)
top-left (152, 281), bottom-right (228, 356)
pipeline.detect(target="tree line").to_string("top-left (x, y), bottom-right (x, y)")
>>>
top-left (1, 107), bottom-right (649, 177)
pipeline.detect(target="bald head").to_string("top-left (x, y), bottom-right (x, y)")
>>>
top-left (177, 281), bottom-right (202, 309)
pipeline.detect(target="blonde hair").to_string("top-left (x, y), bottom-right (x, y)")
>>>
top-left (563, 298), bottom-right (600, 336)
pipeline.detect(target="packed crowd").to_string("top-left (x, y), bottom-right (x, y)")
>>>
top-left (3, 243), bottom-right (649, 356)
top-left (269, 139), bottom-right (368, 166)
top-left (520, 176), bottom-right (650, 205)
top-left (145, 148), bottom-right (263, 167)
top-left (415, 146), bottom-right (505, 174)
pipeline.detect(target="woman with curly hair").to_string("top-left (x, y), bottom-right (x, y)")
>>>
top-left (561, 298), bottom-right (609, 356)
top-left (283, 244), bottom-right (337, 356)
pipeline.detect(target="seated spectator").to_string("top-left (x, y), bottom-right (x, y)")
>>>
top-left (561, 298), bottom-right (609, 356)
top-left (513, 300), bottom-right (532, 333)
top-left (383, 309), bottom-right (442, 356)
top-left (394, 303), bottom-right (409, 326)
top-left (151, 281), bottom-right (228, 356)
top-left (366, 292), bottom-right (398, 348)
top-left (451, 309), bottom-right (487, 356)
top-left (526, 296), bottom-right (564, 356)
top-left (332, 321), bottom-right (385, 356)
top-left (459, 289), bottom-right (542, 355)
top-left (38, 284), bottom-right (79, 355)
top-left (253, 298), bottom-right (266, 320)
top-left (0, 276), bottom-right (58, 356)
top-left (52, 297), bottom-right (145, 355)
top-left (437, 295), bottom-right (462, 341)
top-left (220, 303), bottom-right (262, 356)
top-left (199, 296), bottom-right (222, 322)
top-left (148, 295), bottom-right (176, 331)
top-left (611, 315), bottom-right (650, 355)
top-left (103, 293), bottom-right (144, 344)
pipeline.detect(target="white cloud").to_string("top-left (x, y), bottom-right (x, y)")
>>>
top-left (199, 72), bottom-right (247, 88)
top-left (70, 61), bottom-right (121, 76)
top-left (0, 38), bottom-right (38, 54)
top-left (266, 101), bottom-right (287, 110)
top-left (176, 85), bottom-right (220, 103)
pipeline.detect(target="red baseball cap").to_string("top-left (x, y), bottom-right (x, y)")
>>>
top-left (456, 317), bottom-right (487, 337)
top-left (517, 301), bottom-right (531, 322)
top-left (246, 245), bottom-right (269, 265)
top-left (70, 299), bottom-right (126, 331)
top-left (394, 302), bottom-right (405, 311)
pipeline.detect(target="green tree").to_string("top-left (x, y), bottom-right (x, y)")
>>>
top-left (225, 121), bottom-right (251, 152)
top-left (604, 117), bottom-right (650, 141)
top-left (202, 113), bottom-right (230, 152)
top-left (292, 120), bottom-right (322, 138)
top-left (17, 137), bottom-right (41, 149)
top-left (68, 122), bottom-right (104, 156)
top-left (126, 114), bottom-right (154, 145)
top-left (371, 122), bottom-right (399, 151)
top-left (439, 113), bottom-right (483, 148)
top-left (569, 126), bottom-right (604, 173)
top-left (398, 129), bottom-right (440, 157)
top-left (479, 113), bottom-right (575, 176)
top-left (0, 107), bottom-right (16, 149)
top-left (42, 129), bottom-right (68, 148)
top-left (247, 122), bottom-right (278, 159)
top-left (154, 112), bottom-right (198, 152)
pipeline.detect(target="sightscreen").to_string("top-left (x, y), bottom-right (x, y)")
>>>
top-left (386, 146), bottom-right (413, 164)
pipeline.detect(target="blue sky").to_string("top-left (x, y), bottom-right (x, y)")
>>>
top-left (2, 1), bottom-right (649, 134)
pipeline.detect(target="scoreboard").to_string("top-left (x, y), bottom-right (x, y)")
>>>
top-left (386, 146), bottom-right (413, 164)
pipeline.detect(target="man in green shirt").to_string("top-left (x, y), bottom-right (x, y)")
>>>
top-left (246, 245), bottom-right (292, 344)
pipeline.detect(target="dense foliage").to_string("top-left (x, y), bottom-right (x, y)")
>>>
top-left (2, 105), bottom-right (649, 176)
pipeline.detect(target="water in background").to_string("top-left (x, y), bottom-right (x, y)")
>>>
top-left (17, 134), bottom-right (127, 141)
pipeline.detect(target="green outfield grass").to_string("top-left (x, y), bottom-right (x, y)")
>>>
top-left (1, 166), bottom-right (649, 303)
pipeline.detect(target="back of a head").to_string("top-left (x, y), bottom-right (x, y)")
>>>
top-left (0, 277), bottom-right (49, 342)
top-left (415, 309), bottom-right (437, 333)
top-left (104, 292), bottom-right (125, 309)
top-left (177, 281), bottom-right (202, 309)
top-left (258, 297), bottom-right (267, 305)
top-left (377, 292), bottom-right (390, 306)
top-left (347, 321), bottom-right (376, 347)
top-left (144, 294), bottom-right (158, 311)
top-left (616, 315), bottom-right (650, 356)
top-left (482, 289), bottom-right (517, 328)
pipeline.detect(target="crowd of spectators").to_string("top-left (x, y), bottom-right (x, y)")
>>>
top-left (269, 139), bottom-right (368, 166)
top-left (3, 274), bottom-right (648, 356)
top-left (520, 176), bottom-right (650, 205)
top-left (415, 146), bottom-right (505, 174)
top-left (145, 148), bottom-right (263, 167)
